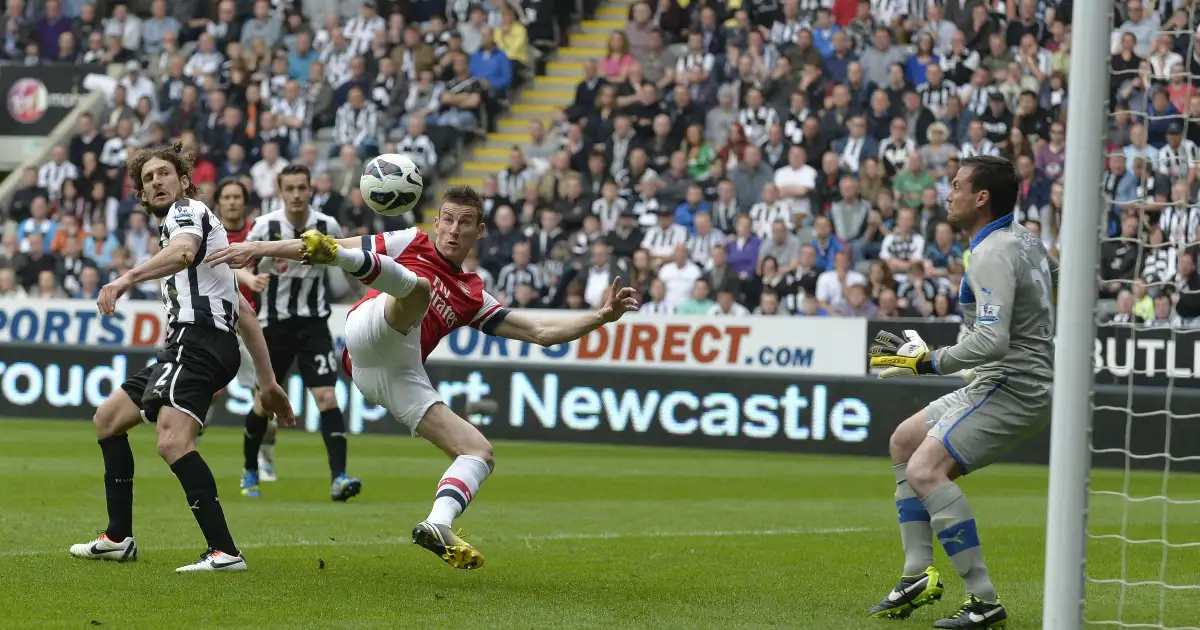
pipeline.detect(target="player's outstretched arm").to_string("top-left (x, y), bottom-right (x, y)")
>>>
top-left (234, 295), bottom-right (297, 428)
top-left (204, 235), bottom-right (366, 269)
top-left (931, 248), bottom-right (1015, 374)
top-left (98, 233), bottom-right (200, 315)
top-left (490, 278), bottom-right (640, 347)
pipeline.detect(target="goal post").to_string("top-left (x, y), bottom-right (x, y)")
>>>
top-left (1042, 3), bottom-right (1113, 629)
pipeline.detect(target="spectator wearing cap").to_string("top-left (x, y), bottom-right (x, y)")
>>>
top-left (1158, 122), bottom-right (1197, 182)
top-left (605, 209), bottom-right (644, 261)
top-left (642, 206), bottom-right (688, 263)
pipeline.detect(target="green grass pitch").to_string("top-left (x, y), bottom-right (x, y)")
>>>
top-left (1, 417), bottom-right (1197, 629)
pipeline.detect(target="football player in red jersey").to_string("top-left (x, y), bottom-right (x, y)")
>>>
top-left (214, 178), bottom-right (282, 482)
top-left (206, 185), bottom-right (639, 570)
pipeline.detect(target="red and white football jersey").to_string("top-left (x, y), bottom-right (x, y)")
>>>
top-left (346, 228), bottom-right (507, 368)
top-left (224, 218), bottom-right (256, 309)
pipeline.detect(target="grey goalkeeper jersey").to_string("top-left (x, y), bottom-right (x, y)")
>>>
top-left (932, 215), bottom-right (1058, 399)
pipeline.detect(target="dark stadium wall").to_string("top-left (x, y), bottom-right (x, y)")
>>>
top-left (1, 344), bottom-right (1196, 472)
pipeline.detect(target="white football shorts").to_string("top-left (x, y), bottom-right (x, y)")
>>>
top-left (343, 293), bottom-right (440, 434)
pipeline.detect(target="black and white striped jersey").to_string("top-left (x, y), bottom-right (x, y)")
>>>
top-left (749, 200), bottom-right (793, 238)
top-left (738, 106), bottom-right (780, 145)
top-left (686, 229), bottom-right (727, 267)
top-left (333, 101), bottom-right (380, 147)
top-left (917, 80), bottom-right (957, 114)
top-left (676, 53), bottom-right (715, 77)
top-left (770, 19), bottom-right (808, 47)
top-left (591, 196), bottom-right (628, 233)
top-left (157, 199), bottom-right (240, 333)
top-left (960, 83), bottom-right (998, 116)
top-left (1158, 140), bottom-right (1200, 181)
top-left (342, 15), bottom-right (386, 58)
top-left (37, 160), bottom-right (79, 201)
top-left (270, 96), bottom-right (310, 148)
top-left (395, 134), bottom-right (438, 171)
top-left (959, 139), bottom-right (1000, 158)
top-left (494, 262), bottom-right (547, 301)
top-left (247, 209), bottom-right (344, 324)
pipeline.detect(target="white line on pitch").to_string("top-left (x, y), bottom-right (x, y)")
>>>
top-left (2, 526), bottom-right (877, 558)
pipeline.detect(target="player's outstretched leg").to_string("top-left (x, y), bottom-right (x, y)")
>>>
top-left (869, 413), bottom-right (943, 619)
top-left (410, 404), bottom-right (493, 570)
top-left (259, 418), bottom-right (278, 482)
top-left (909, 438), bottom-right (1006, 629)
top-left (241, 401), bottom-right (268, 497)
top-left (156, 408), bottom-right (247, 572)
top-left (69, 389), bottom-right (143, 562)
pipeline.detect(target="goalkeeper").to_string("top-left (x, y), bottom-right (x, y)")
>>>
top-left (866, 156), bottom-right (1058, 629)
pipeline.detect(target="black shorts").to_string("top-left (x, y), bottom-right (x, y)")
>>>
top-left (263, 317), bottom-right (338, 388)
top-left (121, 324), bottom-right (240, 426)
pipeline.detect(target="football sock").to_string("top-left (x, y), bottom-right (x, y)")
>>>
top-left (923, 482), bottom-right (997, 602)
top-left (99, 434), bottom-right (135, 541)
top-left (427, 455), bottom-right (491, 526)
top-left (170, 451), bottom-right (239, 556)
top-left (242, 409), bottom-right (268, 472)
top-left (335, 248), bottom-right (418, 298)
top-left (894, 463), bottom-right (934, 575)
top-left (320, 407), bottom-right (347, 480)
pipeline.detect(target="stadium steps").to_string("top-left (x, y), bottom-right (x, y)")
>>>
top-left (419, 2), bottom-right (633, 232)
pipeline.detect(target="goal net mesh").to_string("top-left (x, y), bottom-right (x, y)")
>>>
top-left (1087, 3), bottom-right (1200, 628)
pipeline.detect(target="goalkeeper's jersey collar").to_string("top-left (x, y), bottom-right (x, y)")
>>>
top-left (969, 212), bottom-right (1014, 252)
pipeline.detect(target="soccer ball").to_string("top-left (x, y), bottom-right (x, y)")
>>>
top-left (360, 153), bottom-right (424, 216)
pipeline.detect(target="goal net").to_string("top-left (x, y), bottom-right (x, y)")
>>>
top-left (1049, 2), bottom-right (1200, 629)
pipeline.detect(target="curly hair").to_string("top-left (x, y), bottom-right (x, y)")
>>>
top-left (126, 139), bottom-right (199, 206)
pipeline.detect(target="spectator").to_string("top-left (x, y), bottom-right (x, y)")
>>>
top-left (0, 268), bottom-right (27, 298)
top-left (709, 288), bottom-right (750, 316)
top-left (816, 249), bottom-right (865, 313)
top-left (658, 243), bottom-right (702, 307)
top-left (640, 277), bottom-right (674, 314)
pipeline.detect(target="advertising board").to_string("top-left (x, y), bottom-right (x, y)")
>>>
top-left (0, 299), bottom-right (869, 376)
top-left (2, 345), bottom-right (1194, 471)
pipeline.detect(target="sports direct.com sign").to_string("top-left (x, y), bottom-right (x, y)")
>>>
top-left (0, 299), bottom-right (869, 377)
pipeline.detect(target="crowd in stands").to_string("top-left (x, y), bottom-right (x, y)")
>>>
top-left (2, 0), bottom-right (1198, 326)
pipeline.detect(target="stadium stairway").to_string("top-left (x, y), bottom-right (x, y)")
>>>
top-left (421, 2), bottom-right (632, 231)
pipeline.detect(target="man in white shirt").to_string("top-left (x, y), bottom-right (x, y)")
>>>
top-left (815, 249), bottom-right (866, 313)
top-left (250, 141), bottom-right (289, 206)
top-left (118, 60), bottom-right (156, 109)
top-left (774, 145), bottom-right (817, 222)
top-left (657, 243), bottom-right (702, 307)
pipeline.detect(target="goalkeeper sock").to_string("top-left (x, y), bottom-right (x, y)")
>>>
top-left (922, 482), bottom-right (998, 602)
top-left (335, 248), bottom-right (418, 298)
top-left (894, 463), bottom-right (934, 575)
top-left (427, 455), bottom-right (491, 526)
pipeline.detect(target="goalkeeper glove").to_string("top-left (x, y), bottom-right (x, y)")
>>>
top-left (869, 329), bottom-right (936, 378)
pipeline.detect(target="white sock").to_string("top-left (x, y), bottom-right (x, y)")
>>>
top-left (427, 455), bottom-right (491, 526)
top-left (334, 248), bottom-right (418, 298)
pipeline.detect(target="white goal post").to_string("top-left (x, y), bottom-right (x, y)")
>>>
top-left (1045, 4), bottom-right (1200, 630)
top-left (1041, 3), bottom-right (1112, 629)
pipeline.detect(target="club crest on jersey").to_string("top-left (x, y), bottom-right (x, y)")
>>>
top-left (458, 280), bottom-right (471, 294)
top-left (173, 204), bottom-right (194, 220)
top-left (977, 303), bottom-right (1000, 325)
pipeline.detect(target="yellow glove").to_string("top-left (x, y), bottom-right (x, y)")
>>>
top-left (299, 229), bottom-right (339, 265)
top-left (869, 329), bottom-right (936, 378)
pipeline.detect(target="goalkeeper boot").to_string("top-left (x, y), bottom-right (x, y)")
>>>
top-left (868, 565), bottom-right (944, 619)
top-left (300, 230), bottom-right (338, 265)
top-left (411, 520), bottom-right (485, 570)
top-left (932, 594), bottom-right (1007, 629)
